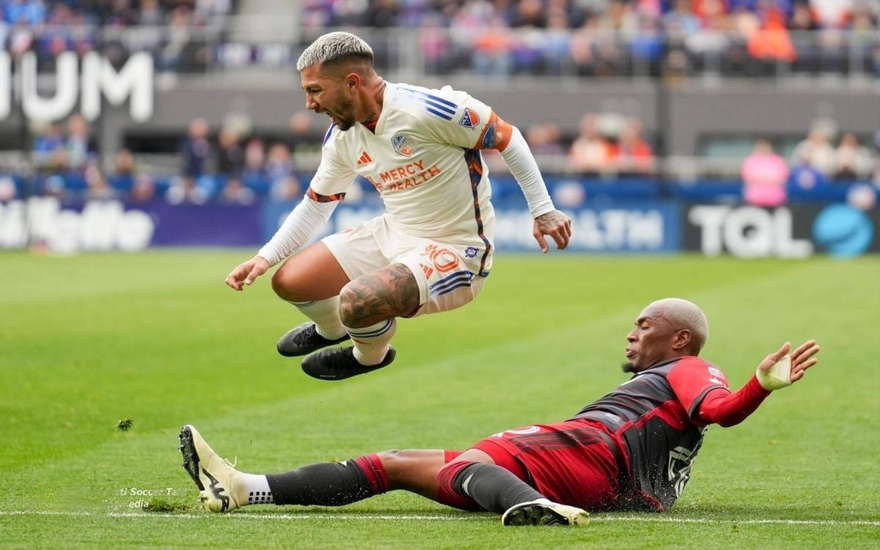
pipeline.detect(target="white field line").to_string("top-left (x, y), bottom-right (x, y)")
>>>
top-left (0, 510), bottom-right (877, 527)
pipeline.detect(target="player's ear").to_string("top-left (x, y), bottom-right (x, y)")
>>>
top-left (672, 329), bottom-right (692, 352)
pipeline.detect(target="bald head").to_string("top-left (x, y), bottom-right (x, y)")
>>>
top-left (643, 298), bottom-right (709, 355)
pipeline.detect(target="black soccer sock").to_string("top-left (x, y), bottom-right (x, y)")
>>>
top-left (451, 463), bottom-right (545, 514)
top-left (265, 460), bottom-right (376, 506)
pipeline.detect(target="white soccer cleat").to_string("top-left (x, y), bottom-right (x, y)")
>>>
top-left (179, 425), bottom-right (246, 512)
top-left (501, 498), bottom-right (591, 527)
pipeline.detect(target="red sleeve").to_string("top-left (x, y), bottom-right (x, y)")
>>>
top-left (698, 376), bottom-right (772, 427)
top-left (666, 357), bottom-right (731, 420)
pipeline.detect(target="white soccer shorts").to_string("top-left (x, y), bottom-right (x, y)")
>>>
top-left (322, 214), bottom-right (488, 317)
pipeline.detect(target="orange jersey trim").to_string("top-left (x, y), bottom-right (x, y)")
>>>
top-left (307, 187), bottom-right (346, 203)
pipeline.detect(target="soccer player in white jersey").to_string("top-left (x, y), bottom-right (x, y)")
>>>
top-left (224, 31), bottom-right (572, 380)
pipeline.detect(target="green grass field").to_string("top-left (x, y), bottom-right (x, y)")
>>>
top-left (1, 250), bottom-right (878, 549)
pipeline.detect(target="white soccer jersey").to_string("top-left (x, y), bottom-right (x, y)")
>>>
top-left (311, 82), bottom-right (497, 254)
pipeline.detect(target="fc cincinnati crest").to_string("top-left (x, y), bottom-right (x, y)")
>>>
top-left (459, 108), bottom-right (480, 129)
top-left (391, 134), bottom-right (414, 157)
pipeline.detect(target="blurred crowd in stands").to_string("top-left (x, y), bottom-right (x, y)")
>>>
top-left (1, 0), bottom-right (231, 73)
top-left (304, 0), bottom-right (880, 79)
top-left (0, 1), bottom-right (877, 207)
top-left (2, 1), bottom-right (878, 78)
top-left (9, 108), bottom-right (325, 204)
top-left (740, 118), bottom-right (880, 207)
top-left (2, 108), bottom-right (874, 208)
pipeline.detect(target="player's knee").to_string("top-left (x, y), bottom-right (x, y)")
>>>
top-left (338, 281), bottom-right (367, 326)
top-left (270, 266), bottom-right (305, 301)
top-left (375, 449), bottom-right (403, 463)
top-left (375, 450), bottom-right (406, 474)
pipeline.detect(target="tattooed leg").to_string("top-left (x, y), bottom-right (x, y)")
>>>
top-left (335, 263), bottom-right (418, 365)
top-left (339, 263), bottom-right (421, 328)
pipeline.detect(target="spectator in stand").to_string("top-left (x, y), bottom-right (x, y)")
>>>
top-left (525, 123), bottom-right (566, 157)
top-left (630, 15), bottom-right (666, 76)
top-left (833, 132), bottom-right (875, 182)
top-left (684, 0), bottom-right (733, 71)
top-left (286, 110), bottom-right (324, 155)
top-left (569, 113), bottom-right (612, 175)
top-left (264, 143), bottom-right (301, 202)
top-left (32, 121), bottom-right (65, 171)
top-left (741, 138), bottom-right (789, 207)
top-left (3, 0), bottom-right (46, 27)
top-left (361, 0), bottom-right (398, 27)
top-left (787, 2), bottom-right (820, 72)
top-left (809, 0), bottom-right (853, 72)
top-left (218, 177), bottom-right (256, 205)
top-left (166, 175), bottom-right (210, 204)
top-left (101, 0), bottom-right (141, 26)
top-left (541, 6), bottom-right (574, 75)
top-left (608, 117), bottom-right (655, 176)
top-left (70, 9), bottom-right (96, 56)
top-left (809, 0), bottom-right (853, 29)
top-left (6, 18), bottom-right (35, 61)
top-left (181, 117), bottom-right (212, 180)
top-left (791, 124), bottom-right (836, 178)
top-left (83, 161), bottom-right (118, 200)
top-left (176, 115), bottom-right (215, 202)
top-left (193, 0), bottom-right (232, 25)
top-left (241, 137), bottom-right (267, 193)
top-left (472, 15), bottom-right (515, 79)
top-left (138, 0), bottom-right (166, 26)
top-left (744, 6), bottom-right (796, 72)
top-left (110, 147), bottom-right (137, 194)
top-left (789, 1), bottom-right (820, 30)
top-left (216, 126), bottom-right (245, 179)
top-left (661, 0), bottom-right (700, 79)
top-left (416, 12), bottom-right (453, 75)
top-left (157, 4), bottom-right (194, 74)
top-left (65, 113), bottom-right (90, 172)
top-left (38, 4), bottom-right (75, 71)
top-left (129, 174), bottom-right (158, 203)
top-left (664, 0), bottom-right (703, 37)
top-left (0, 177), bottom-right (17, 202)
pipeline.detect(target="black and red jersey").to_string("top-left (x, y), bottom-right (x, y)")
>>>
top-left (572, 356), bottom-right (733, 511)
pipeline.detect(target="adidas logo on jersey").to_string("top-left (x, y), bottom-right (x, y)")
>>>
top-left (356, 151), bottom-right (373, 165)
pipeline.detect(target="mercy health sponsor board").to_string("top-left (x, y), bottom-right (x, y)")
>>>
top-left (263, 200), bottom-right (681, 253)
top-left (0, 197), bottom-right (876, 257)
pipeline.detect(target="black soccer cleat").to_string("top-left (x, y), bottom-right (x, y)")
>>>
top-left (501, 499), bottom-right (590, 527)
top-left (301, 346), bottom-right (396, 381)
top-left (276, 322), bottom-right (351, 357)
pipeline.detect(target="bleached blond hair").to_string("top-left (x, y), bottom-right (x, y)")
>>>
top-left (296, 32), bottom-right (374, 72)
top-left (648, 298), bottom-right (709, 353)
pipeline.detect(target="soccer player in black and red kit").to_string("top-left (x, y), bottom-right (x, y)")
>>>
top-left (180, 298), bottom-right (820, 526)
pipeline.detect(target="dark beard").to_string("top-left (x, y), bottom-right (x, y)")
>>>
top-left (621, 361), bottom-right (635, 373)
top-left (334, 96), bottom-right (357, 131)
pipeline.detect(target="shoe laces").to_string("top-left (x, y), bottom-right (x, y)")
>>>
top-left (293, 325), bottom-right (317, 345)
top-left (214, 452), bottom-right (237, 469)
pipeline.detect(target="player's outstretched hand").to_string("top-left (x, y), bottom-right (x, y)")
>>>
top-left (756, 340), bottom-right (820, 391)
top-left (533, 210), bottom-right (572, 253)
top-left (225, 256), bottom-right (270, 291)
